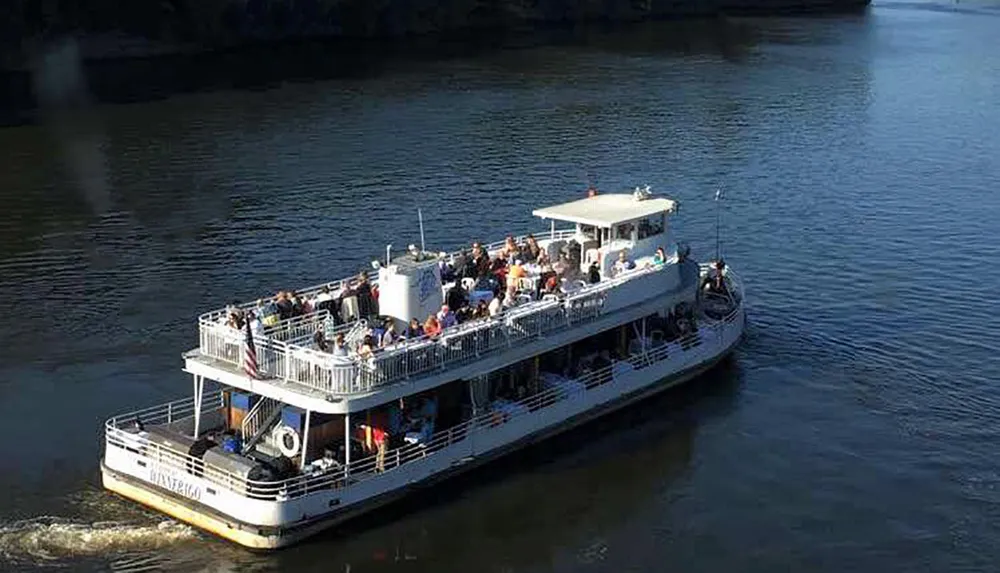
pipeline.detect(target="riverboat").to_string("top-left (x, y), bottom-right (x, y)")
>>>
top-left (100, 186), bottom-right (746, 549)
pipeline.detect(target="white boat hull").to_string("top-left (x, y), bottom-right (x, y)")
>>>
top-left (101, 308), bottom-right (745, 549)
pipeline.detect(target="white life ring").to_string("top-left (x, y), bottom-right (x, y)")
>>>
top-left (276, 425), bottom-right (301, 458)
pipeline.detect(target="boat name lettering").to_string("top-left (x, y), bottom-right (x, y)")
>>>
top-left (149, 464), bottom-right (203, 501)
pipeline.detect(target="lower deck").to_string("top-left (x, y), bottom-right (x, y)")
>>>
top-left (102, 290), bottom-right (744, 546)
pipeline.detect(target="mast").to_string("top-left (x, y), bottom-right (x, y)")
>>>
top-left (418, 208), bottom-right (426, 253)
top-left (714, 187), bottom-right (723, 262)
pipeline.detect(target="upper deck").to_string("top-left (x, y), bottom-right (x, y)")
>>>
top-left (186, 191), bottom-right (691, 412)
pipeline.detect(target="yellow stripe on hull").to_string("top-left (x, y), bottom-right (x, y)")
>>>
top-left (102, 468), bottom-right (291, 549)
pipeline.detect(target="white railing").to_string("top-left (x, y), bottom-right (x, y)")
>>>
top-left (340, 319), bottom-right (371, 349)
top-left (105, 391), bottom-right (227, 431)
top-left (355, 292), bottom-right (599, 390)
top-left (269, 310), bottom-right (333, 344)
top-left (105, 301), bottom-right (742, 504)
top-left (198, 309), bottom-right (333, 363)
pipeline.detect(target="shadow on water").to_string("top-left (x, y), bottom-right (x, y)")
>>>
top-left (0, 17), bottom-right (762, 126)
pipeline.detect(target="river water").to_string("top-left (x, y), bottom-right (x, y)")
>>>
top-left (1, 2), bottom-right (999, 571)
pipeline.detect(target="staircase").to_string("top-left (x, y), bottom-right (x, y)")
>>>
top-left (341, 319), bottom-right (370, 348)
top-left (240, 397), bottom-right (283, 454)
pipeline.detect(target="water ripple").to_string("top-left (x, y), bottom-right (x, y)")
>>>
top-left (1, 7), bottom-right (999, 573)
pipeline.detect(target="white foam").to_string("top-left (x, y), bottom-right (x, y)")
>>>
top-left (0, 516), bottom-right (196, 563)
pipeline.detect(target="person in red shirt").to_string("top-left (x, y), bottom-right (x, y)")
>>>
top-left (373, 427), bottom-right (388, 473)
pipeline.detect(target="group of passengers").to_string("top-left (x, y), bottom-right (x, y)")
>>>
top-left (337, 239), bottom-right (668, 358)
top-left (224, 290), bottom-right (312, 331)
top-left (299, 271), bottom-right (379, 327)
top-left (440, 234), bottom-right (593, 305)
top-left (220, 270), bottom-right (382, 345)
top-left (312, 235), bottom-right (564, 360)
top-left (223, 235), bottom-right (675, 362)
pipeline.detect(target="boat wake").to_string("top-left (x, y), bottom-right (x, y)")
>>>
top-left (0, 516), bottom-right (196, 564)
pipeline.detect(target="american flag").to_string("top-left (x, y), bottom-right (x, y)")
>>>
top-left (244, 319), bottom-right (259, 379)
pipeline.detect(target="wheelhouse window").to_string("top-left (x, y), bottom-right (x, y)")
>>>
top-left (614, 223), bottom-right (634, 241)
top-left (637, 215), bottom-right (665, 240)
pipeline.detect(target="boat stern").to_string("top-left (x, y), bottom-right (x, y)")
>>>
top-left (100, 459), bottom-right (288, 549)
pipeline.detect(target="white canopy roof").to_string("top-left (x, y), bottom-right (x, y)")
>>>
top-left (532, 193), bottom-right (677, 228)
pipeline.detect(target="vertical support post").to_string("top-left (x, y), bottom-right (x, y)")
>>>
top-left (532, 355), bottom-right (540, 396)
top-left (300, 409), bottom-right (312, 470)
top-left (192, 375), bottom-right (204, 438)
top-left (550, 220), bottom-right (555, 240)
top-left (715, 187), bottom-right (723, 262)
top-left (641, 316), bottom-right (647, 354)
top-left (344, 412), bottom-right (351, 481)
top-left (469, 378), bottom-right (478, 417)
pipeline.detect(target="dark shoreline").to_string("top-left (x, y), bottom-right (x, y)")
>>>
top-left (0, 3), bottom-right (869, 127)
top-left (2, 0), bottom-right (870, 70)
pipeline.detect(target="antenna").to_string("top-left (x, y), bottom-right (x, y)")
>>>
top-left (417, 208), bottom-right (426, 253)
top-left (714, 186), bottom-right (723, 262)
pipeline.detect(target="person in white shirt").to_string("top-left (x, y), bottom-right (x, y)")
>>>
top-left (613, 250), bottom-right (635, 277)
top-left (250, 313), bottom-right (266, 338)
top-left (488, 292), bottom-right (503, 317)
top-left (380, 321), bottom-right (397, 347)
top-left (313, 285), bottom-right (333, 307)
top-left (502, 290), bottom-right (517, 309)
top-left (332, 333), bottom-right (348, 357)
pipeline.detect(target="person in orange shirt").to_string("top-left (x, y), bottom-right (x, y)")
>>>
top-left (506, 259), bottom-right (526, 290)
top-left (423, 315), bottom-right (442, 338)
top-left (509, 259), bottom-right (526, 279)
